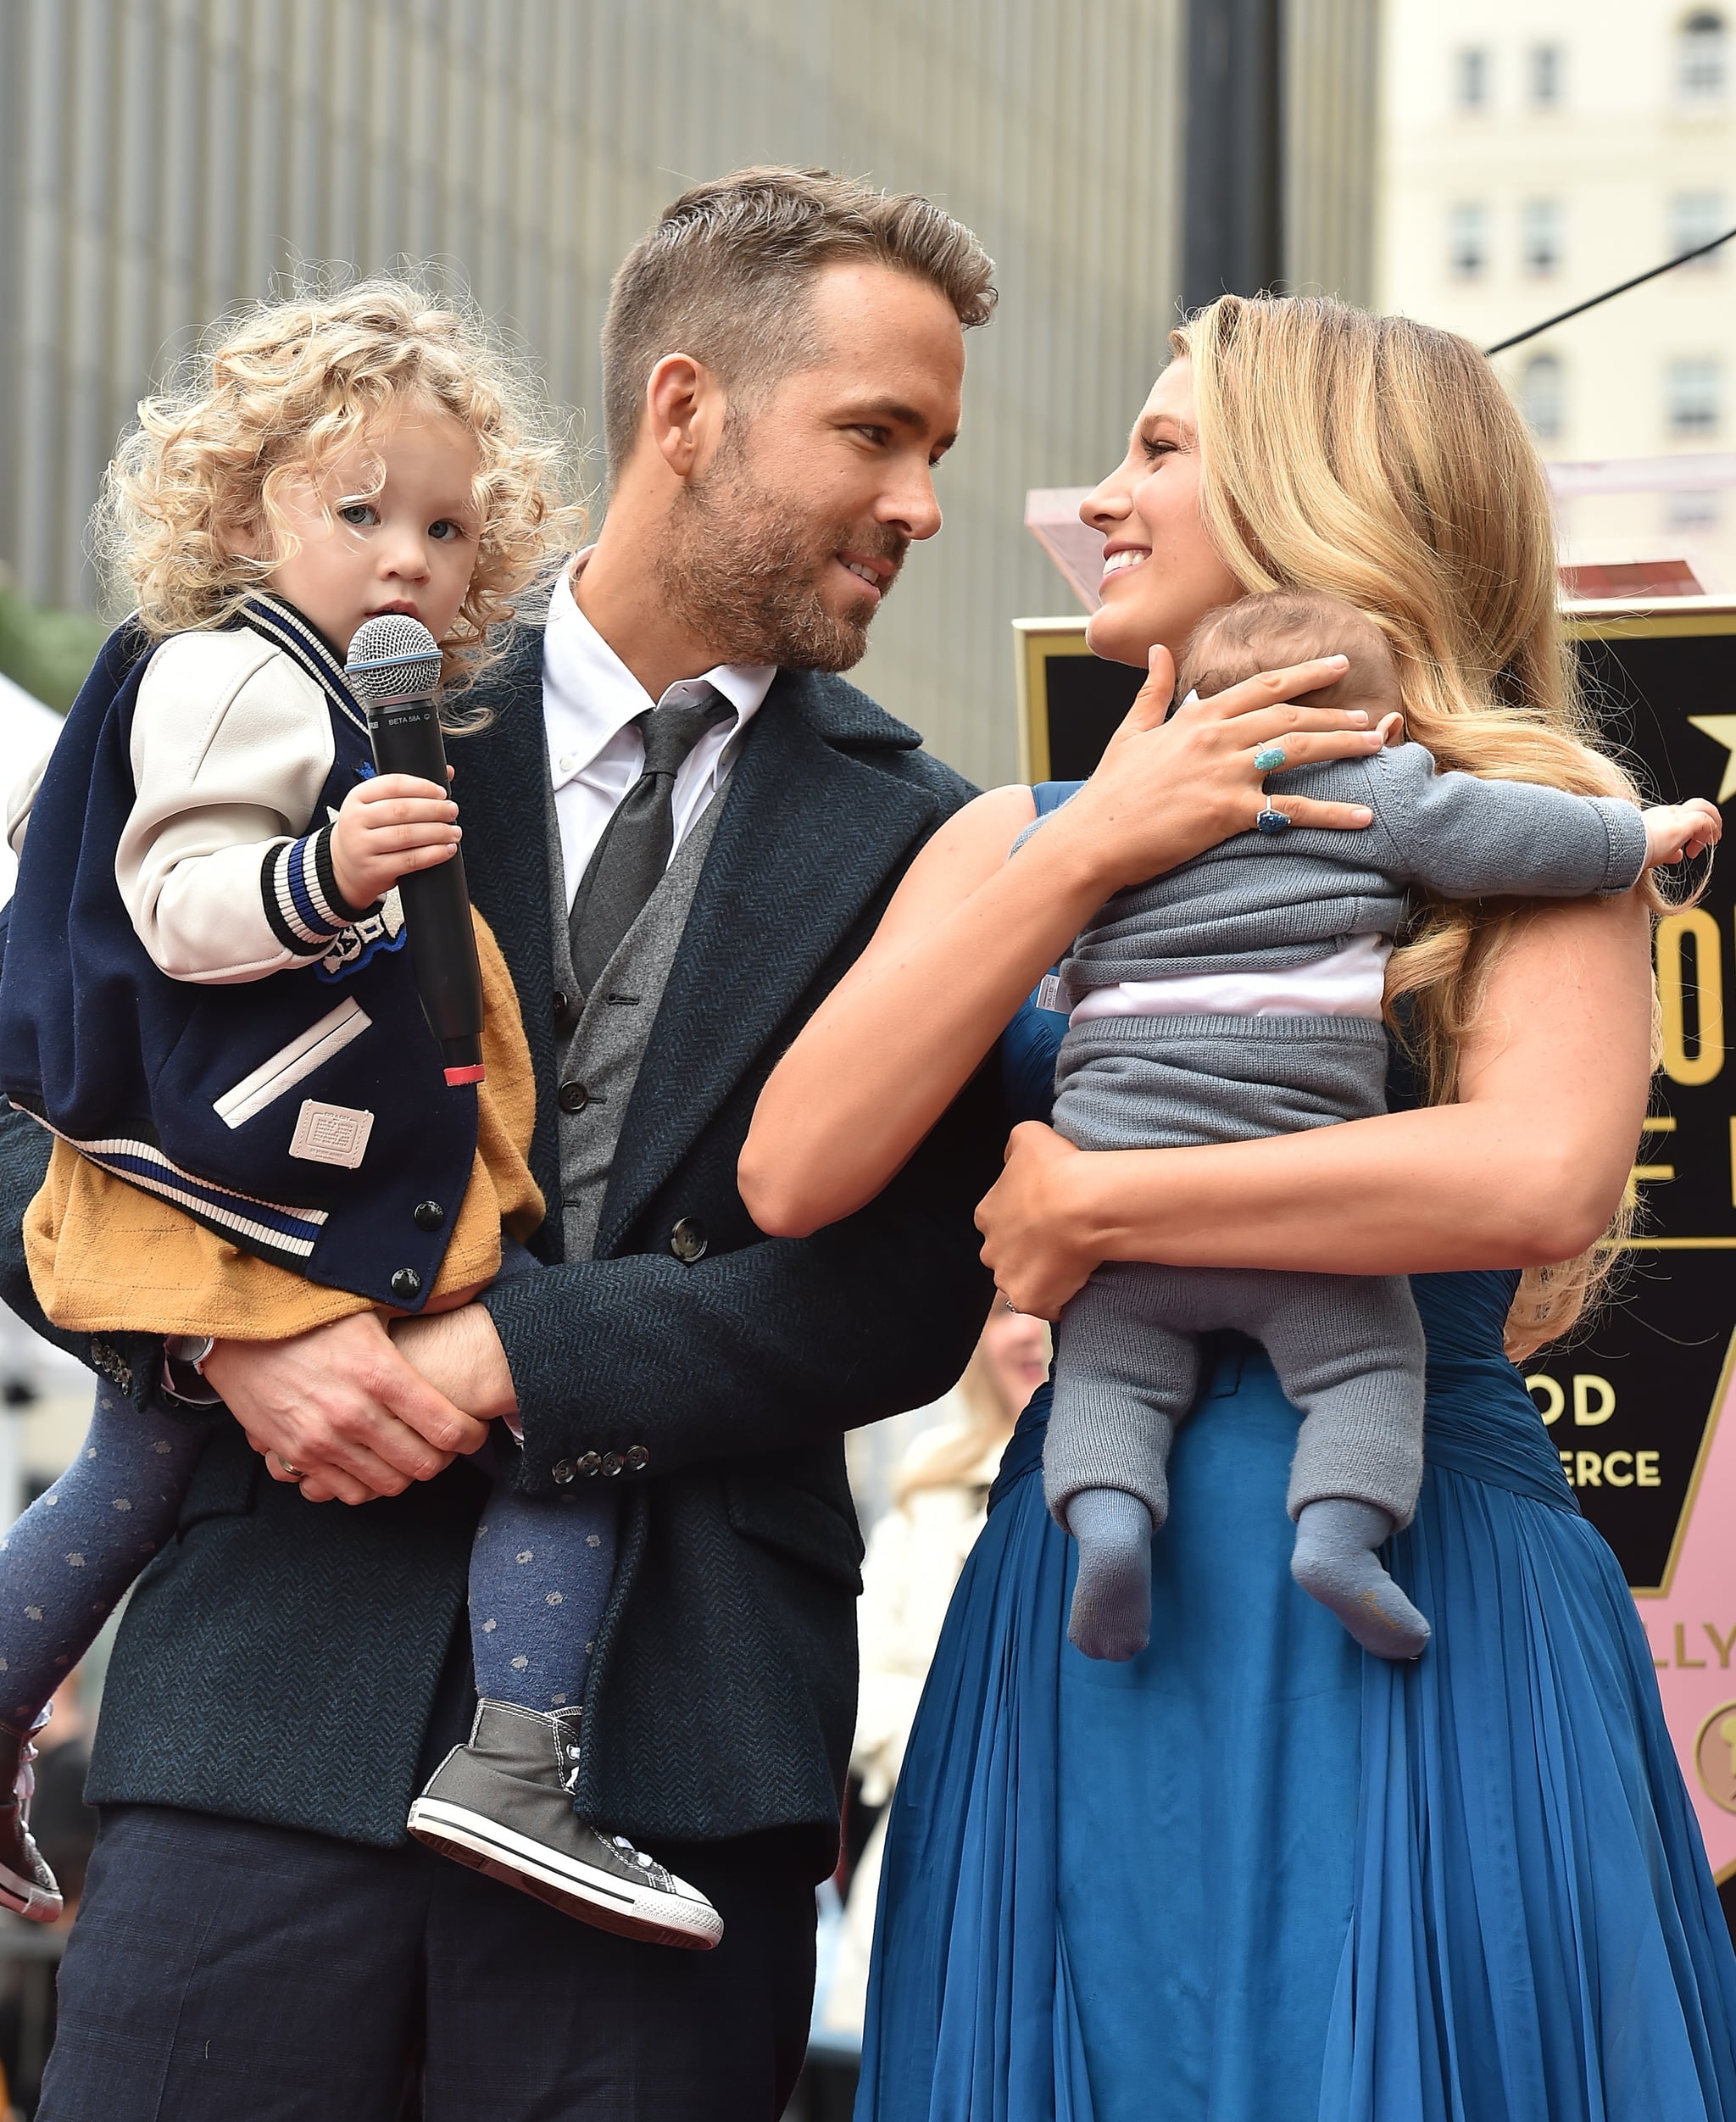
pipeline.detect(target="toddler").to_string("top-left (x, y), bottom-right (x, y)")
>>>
top-left (0, 285), bottom-right (721, 1948)
top-left (1038, 588), bottom-right (1718, 1663)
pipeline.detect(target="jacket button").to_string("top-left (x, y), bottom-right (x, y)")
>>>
top-left (624, 1445), bottom-right (649, 1473)
top-left (577, 1451), bottom-right (602, 1477)
top-left (559, 1079), bottom-right (589, 1114)
top-left (552, 1459), bottom-right (576, 1486)
top-left (669, 1217), bottom-right (707, 1263)
top-left (390, 1267), bottom-right (422, 1300)
top-left (601, 1452), bottom-right (624, 1477)
top-left (413, 1200), bottom-right (445, 1232)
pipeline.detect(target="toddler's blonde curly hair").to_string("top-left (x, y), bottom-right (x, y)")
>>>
top-left (99, 276), bottom-right (581, 688)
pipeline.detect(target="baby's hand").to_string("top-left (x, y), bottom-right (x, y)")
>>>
top-left (330, 770), bottom-right (459, 911)
top-left (1643, 797), bottom-right (1722, 868)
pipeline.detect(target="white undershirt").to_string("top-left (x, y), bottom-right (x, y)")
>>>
top-left (1068, 931), bottom-right (1394, 1024)
top-left (541, 557), bottom-right (776, 909)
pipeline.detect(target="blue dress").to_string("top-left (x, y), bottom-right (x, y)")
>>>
top-left (856, 817), bottom-right (1736, 2121)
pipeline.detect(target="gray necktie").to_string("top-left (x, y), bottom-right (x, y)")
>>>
top-left (568, 688), bottom-right (732, 993)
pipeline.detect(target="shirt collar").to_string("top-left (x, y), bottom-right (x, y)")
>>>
top-left (542, 553), bottom-right (776, 788)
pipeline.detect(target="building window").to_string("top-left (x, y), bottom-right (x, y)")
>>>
top-left (1667, 358), bottom-right (1722, 435)
top-left (1528, 43), bottom-right (1565, 106)
top-left (1671, 190), bottom-right (1728, 265)
top-left (1455, 47), bottom-right (1491, 110)
top-left (1449, 203), bottom-right (1490, 279)
top-left (1521, 354), bottom-right (1565, 439)
top-left (1522, 199), bottom-right (1563, 276)
top-left (1666, 488), bottom-right (1722, 532)
top-left (1678, 10), bottom-right (1728, 100)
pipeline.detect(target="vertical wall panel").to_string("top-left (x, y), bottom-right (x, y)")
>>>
top-left (0, 0), bottom-right (1377, 780)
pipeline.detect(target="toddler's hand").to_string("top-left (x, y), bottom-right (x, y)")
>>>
top-left (1643, 797), bottom-right (1722, 868)
top-left (330, 770), bottom-right (459, 911)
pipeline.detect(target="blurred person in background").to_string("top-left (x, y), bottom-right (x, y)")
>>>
top-left (822, 1305), bottom-right (1047, 2040)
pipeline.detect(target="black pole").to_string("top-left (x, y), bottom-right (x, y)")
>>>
top-left (1182, 0), bottom-right (1284, 315)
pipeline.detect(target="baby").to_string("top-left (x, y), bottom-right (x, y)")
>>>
top-left (0, 284), bottom-right (720, 1948)
top-left (1040, 587), bottom-right (1718, 1663)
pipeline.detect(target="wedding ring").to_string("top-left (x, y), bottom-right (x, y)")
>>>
top-left (1255, 807), bottom-right (1293, 836)
top-left (1253, 745), bottom-right (1288, 771)
top-left (275, 1455), bottom-right (304, 1479)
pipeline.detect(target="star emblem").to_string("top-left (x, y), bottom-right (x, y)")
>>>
top-left (1686, 716), bottom-right (1736, 803)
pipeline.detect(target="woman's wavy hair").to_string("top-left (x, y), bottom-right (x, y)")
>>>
top-left (1172, 293), bottom-right (1666, 1357)
top-left (99, 276), bottom-right (581, 693)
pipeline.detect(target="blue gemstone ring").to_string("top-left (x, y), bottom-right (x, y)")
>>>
top-left (1255, 807), bottom-right (1293, 836)
top-left (1253, 744), bottom-right (1288, 771)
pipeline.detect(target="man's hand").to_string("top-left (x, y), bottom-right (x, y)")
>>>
top-left (390, 1303), bottom-right (518, 1426)
top-left (974, 1122), bottom-right (1100, 1321)
top-left (204, 1310), bottom-right (489, 1506)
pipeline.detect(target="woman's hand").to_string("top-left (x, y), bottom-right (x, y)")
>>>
top-left (1038, 644), bottom-right (1383, 899)
top-left (975, 1122), bottom-right (1097, 1319)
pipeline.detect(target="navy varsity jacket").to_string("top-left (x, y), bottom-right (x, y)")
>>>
top-left (0, 596), bottom-right (476, 1312)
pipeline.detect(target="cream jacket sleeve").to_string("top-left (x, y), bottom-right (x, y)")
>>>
top-left (113, 630), bottom-right (350, 983)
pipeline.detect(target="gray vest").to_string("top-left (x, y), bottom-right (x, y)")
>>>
top-left (545, 777), bottom-right (728, 1264)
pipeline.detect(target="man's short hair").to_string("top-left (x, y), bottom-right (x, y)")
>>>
top-left (601, 166), bottom-right (997, 478)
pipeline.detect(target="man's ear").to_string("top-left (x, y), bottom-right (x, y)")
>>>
top-left (1376, 710), bottom-right (1405, 747)
top-left (643, 354), bottom-right (725, 482)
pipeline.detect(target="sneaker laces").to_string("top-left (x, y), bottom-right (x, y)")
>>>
top-left (610, 1834), bottom-right (655, 1870)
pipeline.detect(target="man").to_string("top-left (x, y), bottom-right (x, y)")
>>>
top-left (3, 168), bottom-right (1004, 2118)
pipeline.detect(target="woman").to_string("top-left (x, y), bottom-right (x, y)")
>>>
top-left (825, 1305), bottom-right (1050, 2041)
top-left (741, 297), bottom-right (1736, 2120)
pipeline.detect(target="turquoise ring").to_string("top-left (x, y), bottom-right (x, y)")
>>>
top-left (1253, 744), bottom-right (1288, 771)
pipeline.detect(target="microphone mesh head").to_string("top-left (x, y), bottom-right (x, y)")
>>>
top-left (345, 614), bottom-right (442, 705)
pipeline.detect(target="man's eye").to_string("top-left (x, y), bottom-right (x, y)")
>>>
top-left (854, 426), bottom-right (890, 446)
top-left (337, 503), bottom-right (376, 526)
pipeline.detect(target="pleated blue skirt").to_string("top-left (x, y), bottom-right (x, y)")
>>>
top-left (856, 1275), bottom-right (1736, 2121)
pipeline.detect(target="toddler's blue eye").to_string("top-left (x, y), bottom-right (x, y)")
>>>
top-left (429, 520), bottom-right (465, 542)
top-left (337, 503), bottom-right (375, 526)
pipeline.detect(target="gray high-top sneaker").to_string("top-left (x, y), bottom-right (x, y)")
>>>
top-left (407, 1701), bottom-right (723, 1950)
top-left (0, 1714), bottom-right (62, 1924)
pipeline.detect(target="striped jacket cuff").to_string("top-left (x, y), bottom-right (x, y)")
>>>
top-left (259, 829), bottom-right (373, 956)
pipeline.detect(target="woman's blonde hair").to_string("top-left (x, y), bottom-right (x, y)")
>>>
top-left (1173, 294), bottom-right (1662, 1356)
top-left (894, 1329), bottom-right (1037, 1505)
top-left (100, 276), bottom-right (581, 688)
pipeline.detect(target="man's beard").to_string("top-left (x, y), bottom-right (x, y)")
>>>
top-left (661, 444), bottom-right (908, 672)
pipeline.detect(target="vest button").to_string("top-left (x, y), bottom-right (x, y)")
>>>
top-left (413, 1200), bottom-right (445, 1232)
top-left (624, 1445), bottom-right (649, 1473)
top-left (670, 1217), bottom-right (708, 1263)
top-left (559, 1079), bottom-right (590, 1114)
top-left (554, 989), bottom-right (577, 1034)
top-left (601, 1452), bottom-right (624, 1477)
top-left (390, 1268), bottom-right (422, 1300)
top-left (551, 1459), bottom-right (576, 1486)
top-left (576, 1451), bottom-right (602, 1477)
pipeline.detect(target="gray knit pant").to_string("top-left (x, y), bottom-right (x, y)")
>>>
top-left (1045, 1013), bottom-right (1426, 1530)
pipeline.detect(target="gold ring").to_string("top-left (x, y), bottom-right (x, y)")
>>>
top-left (275, 1455), bottom-right (303, 1479)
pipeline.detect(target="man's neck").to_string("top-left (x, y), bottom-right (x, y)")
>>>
top-left (572, 523), bottom-right (734, 704)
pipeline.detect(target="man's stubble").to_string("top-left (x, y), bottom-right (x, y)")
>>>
top-left (659, 432), bottom-right (909, 673)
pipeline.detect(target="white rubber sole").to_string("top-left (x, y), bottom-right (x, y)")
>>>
top-left (406, 1796), bottom-right (723, 1951)
top-left (0, 1860), bottom-right (62, 1924)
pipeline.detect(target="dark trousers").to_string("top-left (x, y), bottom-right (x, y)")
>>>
top-left (39, 1806), bottom-right (818, 2120)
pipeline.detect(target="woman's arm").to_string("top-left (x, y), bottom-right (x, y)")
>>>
top-left (740, 647), bottom-right (1384, 1237)
top-left (976, 891), bottom-right (1654, 1317)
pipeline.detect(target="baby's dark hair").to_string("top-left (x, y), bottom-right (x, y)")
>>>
top-left (1177, 588), bottom-right (1402, 717)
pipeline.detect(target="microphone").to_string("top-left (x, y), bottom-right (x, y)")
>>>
top-left (344, 614), bottom-right (486, 1086)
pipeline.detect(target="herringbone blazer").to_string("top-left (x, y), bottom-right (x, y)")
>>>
top-left (0, 628), bottom-right (1005, 1863)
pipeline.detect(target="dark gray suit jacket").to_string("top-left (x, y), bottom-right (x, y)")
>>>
top-left (0, 630), bottom-right (1004, 1869)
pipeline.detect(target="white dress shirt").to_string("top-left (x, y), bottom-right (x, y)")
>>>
top-left (542, 558), bottom-right (776, 910)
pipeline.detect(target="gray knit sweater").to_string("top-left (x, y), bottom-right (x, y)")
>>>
top-left (1056, 740), bottom-right (1648, 997)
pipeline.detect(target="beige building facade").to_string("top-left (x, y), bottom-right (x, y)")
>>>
top-left (1378, 0), bottom-right (1736, 588)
